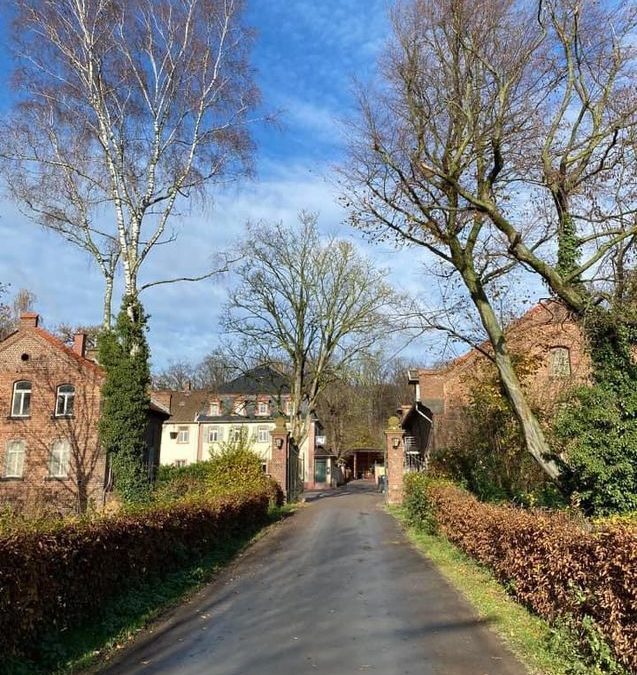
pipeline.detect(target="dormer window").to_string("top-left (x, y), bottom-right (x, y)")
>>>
top-left (257, 401), bottom-right (269, 416)
top-left (55, 384), bottom-right (75, 417)
top-left (285, 399), bottom-right (293, 416)
top-left (232, 399), bottom-right (246, 416)
top-left (549, 347), bottom-right (571, 377)
top-left (11, 381), bottom-right (31, 417)
top-left (209, 401), bottom-right (220, 416)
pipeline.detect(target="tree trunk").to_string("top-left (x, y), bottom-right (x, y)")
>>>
top-left (102, 275), bottom-right (114, 330)
top-left (468, 277), bottom-right (561, 480)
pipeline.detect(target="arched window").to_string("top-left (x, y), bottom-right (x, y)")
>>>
top-left (49, 439), bottom-right (71, 478)
top-left (55, 384), bottom-right (75, 417)
top-left (11, 381), bottom-right (31, 417)
top-left (549, 347), bottom-right (571, 377)
top-left (5, 440), bottom-right (25, 478)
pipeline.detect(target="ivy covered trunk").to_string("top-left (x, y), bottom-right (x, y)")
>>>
top-left (98, 295), bottom-right (151, 503)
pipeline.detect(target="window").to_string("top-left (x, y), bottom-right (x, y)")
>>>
top-left (231, 427), bottom-right (242, 442)
top-left (175, 459), bottom-right (187, 468)
top-left (11, 381), bottom-right (31, 417)
top-left (257, 426), bottom-right (270, 443)
top-left (549, 347), bottom-right (571, 377)
top-left (207, 426), bottom-right (221, 443)
top-left (177, 426), bottom-right (189, 443)
top-left (232, 399), bottom-right (246, 416)
top-left (55, 384), bottom-right (75, 417)
top-left (257, 401), bottom-right (269, 416)
top-left (285, 399), bottom-right (293, 416)
top-left (209, 401), bottom-right (220, 416)
top-left (5, 440), bottom-right (25, 478)
top-left (49, 439), bottom-right (70, 478)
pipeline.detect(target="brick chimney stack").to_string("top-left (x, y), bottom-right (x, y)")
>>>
top-left (73, 333), bottom-right (87, 358)
top-left (20, 312), bottom-right (39, 329)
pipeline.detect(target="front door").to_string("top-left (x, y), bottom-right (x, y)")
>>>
top-left (314, 458), bottom-right (327, 484)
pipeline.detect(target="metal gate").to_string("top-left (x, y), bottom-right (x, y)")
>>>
top-left (286, 440), bottom-right (303, 502)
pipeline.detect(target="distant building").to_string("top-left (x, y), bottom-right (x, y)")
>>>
top-left (157, 365), bottom-right (333, 490)
top-left (0, 313), bottom-right (169, 514)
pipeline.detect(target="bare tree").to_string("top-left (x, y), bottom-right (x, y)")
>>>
top-left (0, 287), bottom-right (36, 340)
top-left (223, 213), bottom-right (396, 444)
top-left (341, 0), bottom-right (564, 478)
top-left (152, 349), bottom-right (235, 391)
top-left (0, 0), bottom-right (259, 327)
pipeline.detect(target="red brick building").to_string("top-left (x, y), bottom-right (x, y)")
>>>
top-left (408, 300), bottom-right (589, 453)
top-left (0, 313), bottom-right (168, 514)
top-left (385, 301), bottom-right (590, 503)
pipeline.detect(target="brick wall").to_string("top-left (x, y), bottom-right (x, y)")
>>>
top-left (0, 317), bottom-right (106, 514)
top-left (418, 301), bottom-right (590, 451)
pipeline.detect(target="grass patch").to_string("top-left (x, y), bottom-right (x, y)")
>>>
top-left (389, 506), bottom-right (620, 675)
top-left (3, 505), bottom-right (295, 675)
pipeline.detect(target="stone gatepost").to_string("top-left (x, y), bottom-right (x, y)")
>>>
top-left (270, 415), bottom-right (289, 494)
top-left (385, 415), bottom-right (404, 505)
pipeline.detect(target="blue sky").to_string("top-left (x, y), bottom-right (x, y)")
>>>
top-left (0, 1), bottom-right (453, 369)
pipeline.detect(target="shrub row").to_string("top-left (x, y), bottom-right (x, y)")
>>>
top-left (0, 490), bottom-right (270, 658)
top-left (404, 474), bottom-right (637, 673)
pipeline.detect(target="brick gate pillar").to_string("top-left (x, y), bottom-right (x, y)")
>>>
top-left (385, 415), bottom-right (404, 505)
top-left (270, 415), bottom-right (289, 494)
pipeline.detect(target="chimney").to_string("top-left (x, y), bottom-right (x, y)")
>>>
top-left (73, 333), bottom-right (87, 357)
top-left (20, 312), bottom-right (39, 329)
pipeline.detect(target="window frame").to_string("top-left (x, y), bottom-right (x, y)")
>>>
top-left (257, 426), bottom-right (270, 443)
top-left (549, 346), bottom-right (572, 378)
top-left (257, 401), bottom-right (269, 416)
top-left (5, 439), bottom-right (26, 478)
top-left (55, 383), bottom-right (76, 417)
top-left (207, 426), bottom-right (221, 443)
top-left (176, 426), bottom-right (190, 444)
top-left (209, 401), bottom-right (220, 416)
top-left (11, 380), bottom-right (32, 418)
top-left (49, 438), bottom-right (71, 478)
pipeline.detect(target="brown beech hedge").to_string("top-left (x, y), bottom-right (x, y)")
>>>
top-left (0, 491), bottom-right (270, 658)
top-left (404, 475), bottom-right (637, 673)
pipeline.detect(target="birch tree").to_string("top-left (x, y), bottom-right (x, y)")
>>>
top-left (223, 214), bottom-right (396, 444)
top-left (0, 0), bottom-right (258, 328)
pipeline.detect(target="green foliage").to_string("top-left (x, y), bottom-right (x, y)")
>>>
top-left (403, 472), bottom-right (440, 533)
top-left (155, 442), bottom-right (283, 507)
top-left (555, 310), bottom-right (637, 515)
top-left (556, 213), bottom-right (580, 280)
top-left (98, 295), bottom-right (151, 504)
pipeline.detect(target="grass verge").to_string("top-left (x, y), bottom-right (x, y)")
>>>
top-left (389, 506), bottom-right (625, 675)
top-left (3, 504), bottom-right (295, 675)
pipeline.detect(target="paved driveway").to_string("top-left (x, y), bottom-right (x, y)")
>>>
top-left (101, 481), bottom-right (527, 675)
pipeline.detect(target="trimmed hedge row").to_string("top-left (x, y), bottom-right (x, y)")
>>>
top-left (0, 490), bottom-right (270, 658)
top-left (404, 475), bottom-right (637, 673)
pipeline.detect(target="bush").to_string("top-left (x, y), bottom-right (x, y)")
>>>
top-left (0, 490), bottom-right (271, 660)
top-left (155, 447), bottom-right (284, 507)
top-left (403, 479), bottom-right (637, 673)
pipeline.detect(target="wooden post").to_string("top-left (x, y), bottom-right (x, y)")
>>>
top-left (385, 416), bottom-right (404, 505)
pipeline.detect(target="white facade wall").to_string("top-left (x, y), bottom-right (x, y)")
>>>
top-left (160, 422), bottom-right (199, 466)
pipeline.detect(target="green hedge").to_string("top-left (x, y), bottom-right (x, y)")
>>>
top-left (404, 475), bottom-right (637, 673)
top-left (0, 491), bottom-right (270, 659)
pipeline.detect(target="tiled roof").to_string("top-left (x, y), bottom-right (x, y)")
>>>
top-left (163, 390), bottom-right (210, 423)
top-left (217, 365), bottom-right (290, 395)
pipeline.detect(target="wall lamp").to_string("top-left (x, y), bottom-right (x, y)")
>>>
top-left (392, 437), bottom-right (401, 449)
top-left (275, 438), bottom-right (284, 449)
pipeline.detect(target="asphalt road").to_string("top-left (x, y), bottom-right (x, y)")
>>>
top-left (100, 481), bottom-right (527, 675)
